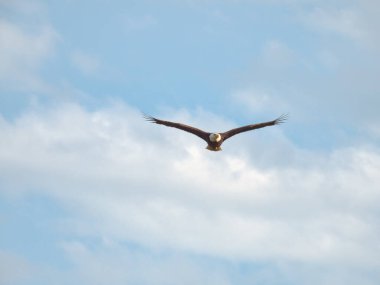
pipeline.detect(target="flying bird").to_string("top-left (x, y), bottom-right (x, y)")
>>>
top-left (144, 113), bottom-right (288, 151)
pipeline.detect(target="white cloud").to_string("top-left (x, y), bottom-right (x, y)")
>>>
top-left (303, 2), bottom-right (380, 49)
top-left (0, 104), bottom-right (379, 275)
top-left (0, 251), bottom-right (30, 285)
top-left (0, 251), bottom-right (35, 285)
top-left (0, 19), bottom-right (59, 92)
top-left (260, 40), bottom-right (295, 69)
top-left (306, 7), bottom-right (367, 43)
top-left (0, 0), bottom-right (46, 17)
top-left (59, 240), bottom-right (232, 285)
top-left (233, 18), bottom-right (380, 127)
top-left (231, 87), bottom-right (289, 115)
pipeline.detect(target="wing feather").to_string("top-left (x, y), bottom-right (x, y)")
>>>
top-left (221, 114), bottom-right (288, 141)
top-left (144, 114), bottom-right (209, 142)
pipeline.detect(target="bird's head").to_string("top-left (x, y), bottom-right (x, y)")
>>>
top-left (209, 133), bottom-right (222, 142)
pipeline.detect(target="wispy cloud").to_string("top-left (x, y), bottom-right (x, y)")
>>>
top-left (0, 19), bottom-right (59, 92)
top-left (70, 50), bottom-right (101, 76)
top-left (303, 2), bottom-right (380, 49)
top-left (231, 87), bottom-right (289, 115)
top-left (122, 14), bottom-right (157, 31)
top-left (260, 40), bottom-right (295, 69)
top-left (0, 250), bottom-right (35, 285)
top-left (306, 7), bottom-right (367, 43)
top-left (0, 0), bottom-right (47, 17)
top-left (60, 240), bottom-right (233, 285)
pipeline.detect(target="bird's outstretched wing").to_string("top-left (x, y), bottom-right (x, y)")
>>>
top-left (221, 114), bottom-right (288, 141)
top-left (144, 114), bottom-right (209, 142)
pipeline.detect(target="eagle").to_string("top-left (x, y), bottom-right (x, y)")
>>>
top-left (144, 113), bottom-right (288, 151)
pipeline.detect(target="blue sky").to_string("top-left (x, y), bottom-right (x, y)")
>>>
top-left (1, 0), bottom-right (380, 284)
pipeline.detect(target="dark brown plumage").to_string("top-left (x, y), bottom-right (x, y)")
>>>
top-left (144, 113), bottom-right (288, 151)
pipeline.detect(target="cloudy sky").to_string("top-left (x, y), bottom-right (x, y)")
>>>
top-left (1, 0), bottom-right (380, 284)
